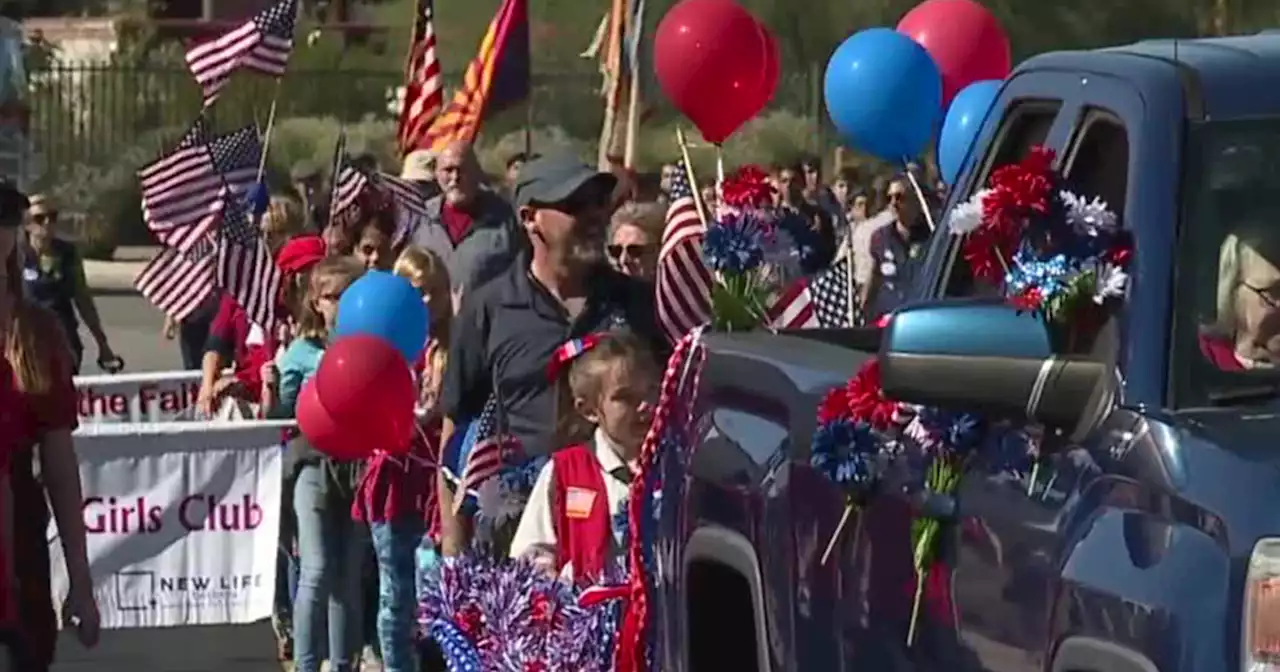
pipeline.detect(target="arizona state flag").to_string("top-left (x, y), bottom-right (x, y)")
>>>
top-left (418, 0), bottom-right (530, 151)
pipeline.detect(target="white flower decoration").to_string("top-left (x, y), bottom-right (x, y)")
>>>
top-left (880, 261), bottom-right (897, 277)
top-left (946, 189), bottom-right (989, 235)
top-left (1060, 190), bottom-right (1118, 234)
top-left (1094, 265), bottom-right (1129, 303)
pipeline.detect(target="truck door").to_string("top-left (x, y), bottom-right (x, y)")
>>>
top-left (939, 74), bottom-right (1146, 672)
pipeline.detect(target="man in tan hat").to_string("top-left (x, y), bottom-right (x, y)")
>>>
top-left (401, 148), bottom-right (441, 200)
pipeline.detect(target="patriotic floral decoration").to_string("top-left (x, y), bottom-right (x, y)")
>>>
top-left (946, 146), bottom-right (1132, 330)
top-left (701, 166), bottom-right (783, 331)
top-left (812, 359), bottom-right (1038, 647)
top-left (418, 554), bottom-right (618, 672)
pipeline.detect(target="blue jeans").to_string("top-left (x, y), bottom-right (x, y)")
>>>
top-left (292, 465), bottom-right (367, 672)
top-left (371, 520), bottom-right (433, 672)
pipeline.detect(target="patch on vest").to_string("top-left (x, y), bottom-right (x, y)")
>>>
top-left (565, 487), bottom-right (597, 520)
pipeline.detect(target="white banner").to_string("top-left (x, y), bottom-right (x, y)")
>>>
top-left (74, 371), bottom-right (203, 423)
top-left (50, 421), bottom-right (290, 628)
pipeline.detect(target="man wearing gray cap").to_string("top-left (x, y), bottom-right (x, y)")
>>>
top-left (435, 152), bottom-right (666, 556)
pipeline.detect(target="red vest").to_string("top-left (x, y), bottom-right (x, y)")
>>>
top-left (551, 443), bottom-right (612, 582)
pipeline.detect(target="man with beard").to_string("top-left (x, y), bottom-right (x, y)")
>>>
top-left (409, 140), bottom-right (526, 298)
top-left (436, 153), bottom-right (666, 556)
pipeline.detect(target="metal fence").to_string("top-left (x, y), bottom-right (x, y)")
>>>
top-left (27, 62), bottom-right (825, 180)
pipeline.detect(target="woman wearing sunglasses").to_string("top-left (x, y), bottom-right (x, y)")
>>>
top-left (21, 195), bottom-right (120, 374)
top-left (606, 201), bottom-right (663, 282)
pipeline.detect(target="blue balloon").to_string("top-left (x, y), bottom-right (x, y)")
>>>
top-left (333, 270), bottom-right (429, 362)
top-left (824, 28), bottom-right (943, 162)
top-left (938, 80), bottom-right (1002, 186)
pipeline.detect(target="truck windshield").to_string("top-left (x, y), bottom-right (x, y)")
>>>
top-left (1174, 118), bottom-right (1280, 406)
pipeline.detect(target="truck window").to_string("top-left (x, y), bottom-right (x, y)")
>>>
top-left (1172, 118), bottom-right (1280, 406)
top-left (942, 101), bottom-right (1061, 298)
top-left (1063, 110), bottom-right (1130, 215)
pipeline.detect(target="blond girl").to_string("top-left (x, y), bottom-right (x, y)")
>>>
top-left (352, 245), bottom-right (449, 672)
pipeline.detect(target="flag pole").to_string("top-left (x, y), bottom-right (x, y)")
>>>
top-left (255, 78), bottom-right (283, 184)
top-left (622, 0), bottom-right (643, 169)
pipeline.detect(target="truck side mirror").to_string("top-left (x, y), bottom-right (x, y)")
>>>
top-left (878, 298), bottom-right (1116, 440)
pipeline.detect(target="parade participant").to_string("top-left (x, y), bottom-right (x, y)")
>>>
top-left (196, 230), bottom-right (321, 417)
top-left (401, 149), bottom-right (442, 200)
top-left (0, 182), bottom-right (98, 671)
top-left (1202, 226), bottom-right (1280, 369)
top-left (437, 153), bottom-right (664, 557)
top-left (408, 140), bottom-right (526, 299)
top-left (352, 245), bottom-right (448, 672)
top-left (21, 194), bottom-right (119, 373)
top-left (262, 256), bottom-right (368, 672)
top-left (509, 332), bottom-right (658, 582)
top-left (607, 201), bottom-right (663, 282)
top-left (857, 174), bottom-right (928, 322)
top-left (352, 207), bottom-right (397, 272)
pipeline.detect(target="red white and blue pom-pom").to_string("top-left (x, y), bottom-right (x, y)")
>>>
top-left (419, 554), bottom-right (619, 671)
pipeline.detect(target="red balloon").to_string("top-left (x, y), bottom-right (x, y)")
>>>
top-left (297, 379), bottom-right (374, 461)
top-left (755, 22), bottom-right (781, 112)
top-left (654, 0), bottom-right (771, 143)
top-left (897, 0), bottom-right (1011, 107)
top-left (313, 334), bottom-right (416, 455)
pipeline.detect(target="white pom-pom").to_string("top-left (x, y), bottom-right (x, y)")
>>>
top-left (947, 190), bottom-right (989, 235)
top-left (1094, 265), bottom-right (1128, 303)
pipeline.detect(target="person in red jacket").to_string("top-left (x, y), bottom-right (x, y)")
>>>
top-left (507, 332), bottom-right (659, 583)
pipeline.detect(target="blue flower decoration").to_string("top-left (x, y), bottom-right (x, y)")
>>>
top-left (810, 418), bottom-right (881, 492)
top-left (704, 211), bottom-right (765, 274)
top-left (915, 407), bottom-right (985, 457)
top-left (1006, 248), bottom-right (1073, 303)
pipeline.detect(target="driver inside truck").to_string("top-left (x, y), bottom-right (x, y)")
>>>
top-left (1201, 224), bottom-right (1280, 370)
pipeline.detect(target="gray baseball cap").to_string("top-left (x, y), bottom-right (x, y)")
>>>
top-left (513, 153), bottom-right (616, 208)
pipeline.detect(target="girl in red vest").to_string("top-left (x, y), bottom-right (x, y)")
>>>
top-left (508, 332), bottom-right (659, 583)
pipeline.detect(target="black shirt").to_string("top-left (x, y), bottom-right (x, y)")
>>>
top-left (440, 255), bottom-right (666, 457)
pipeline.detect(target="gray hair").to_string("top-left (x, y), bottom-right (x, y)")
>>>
top-left (608, 201), bottom-right (665, 242)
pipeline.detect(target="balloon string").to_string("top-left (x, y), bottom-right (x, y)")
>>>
top-left (902, 158), bottom-right (936, 233)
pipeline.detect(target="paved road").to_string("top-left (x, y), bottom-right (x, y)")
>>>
top-left (78, 292), bottom-right (183, 375)
top-left (54, 290), bottom-right (282, 672)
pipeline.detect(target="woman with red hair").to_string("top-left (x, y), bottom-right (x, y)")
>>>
top-left (0, 181), bottom-right (97, 669)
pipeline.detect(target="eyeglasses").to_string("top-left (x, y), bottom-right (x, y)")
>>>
top-left (30, 212), bottom-right (56, 223)
top-left (608, 243), bottom-right (654, 260)
top-left (1244, 282), bottom-right (1280, 308)
top-left (887, 191), bottom-right (907, 203)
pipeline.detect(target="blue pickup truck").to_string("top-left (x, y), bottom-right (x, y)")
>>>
top-left (653, 33), bottom-right (1280, 672)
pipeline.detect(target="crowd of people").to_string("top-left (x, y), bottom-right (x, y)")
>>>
top-left (0, 135), bottom-right (941, 672)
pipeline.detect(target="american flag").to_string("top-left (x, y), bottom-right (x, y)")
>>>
top-left (138, 120), bottom-right (261, 254)
top-left (457, 393), bottom-right (521, 502)
top-left (328, 157), bottom-right (428, 241)
top-left (185, 0), bottom-right (298, 105)
top-left (216, 196), bottom-right (281, 328)
top-left (766, 257), bottom-right (860, 330)
top-left (134, 246), bottom-right (216, 321)
top-left (654, 163), bottom-right (712, 344)
top-left (396, 0), bottom-right (445, 154)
